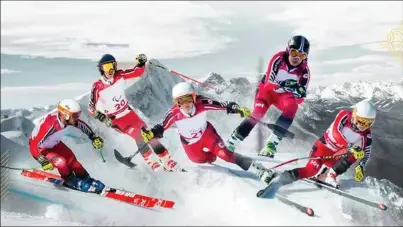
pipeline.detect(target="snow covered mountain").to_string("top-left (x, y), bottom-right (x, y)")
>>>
top-left (1, 61), bottom-right (402, 225)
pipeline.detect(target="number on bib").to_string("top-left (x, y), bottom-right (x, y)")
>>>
top-left (114, 99), bottom-right (128, 111)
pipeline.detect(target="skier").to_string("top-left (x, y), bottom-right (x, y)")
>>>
top-left (227, 35), bottom-right (311, 158)
top-left (263, 100), bottom-right (376, 192)
top-left (29, 99), bottom-right (106, 193)
top-left (141, 82), bottom-right (275, 181)
top-left (88, 53), bottom-right (181, 172)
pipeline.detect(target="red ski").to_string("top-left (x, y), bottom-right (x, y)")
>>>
top-left (21, 169), bottom-right (175, 209)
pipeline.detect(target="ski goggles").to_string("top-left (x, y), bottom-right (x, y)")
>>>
top-left (174, 94), bottom-right (195, 105)
top-left (355, 117), bottom-right (375, 127)
top-left (101, 62), bottom-right (115, 72)
top-left (353, 112), bottom-right (375, 128)
top-left (289, 48), bottom-right (307, 60)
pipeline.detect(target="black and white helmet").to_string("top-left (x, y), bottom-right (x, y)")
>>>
top-left (287, 35), bottom-right (310, 55)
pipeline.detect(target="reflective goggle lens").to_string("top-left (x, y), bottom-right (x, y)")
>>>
top-left (356, 118), bottom-right (374, 127)
top-left (174, 95), bottom-right (194, 105)
top-left (102, 62), bottom-right (115, 72)
top-left (289, 49), bottom-right (307, 60)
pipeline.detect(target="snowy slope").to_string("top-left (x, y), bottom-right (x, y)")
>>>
top-left (1, 211), bottom-right (87, 226)
top-left (1, 61), bottom-right (402, 225)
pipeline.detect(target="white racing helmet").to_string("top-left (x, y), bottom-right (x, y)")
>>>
top-left (352, 100), bottom-right (376, 131)
top-left (57, 99), bottom-right (82, 121)
top-left (172, 82), bottom-right (196, 105)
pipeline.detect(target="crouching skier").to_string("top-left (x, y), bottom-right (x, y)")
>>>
top-left (260, 100), bottom-right (376, 196)
top-left (141, 82), bottom-right (275, 180)
top-left (29, 99), bottom-right (106, 193)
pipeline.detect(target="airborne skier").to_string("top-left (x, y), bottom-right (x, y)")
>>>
top-left (227, 35), bottom-right (311, 158)
top-left (261, 100), bottom-right (376, 195)
top-left (141, 82), bottom-right (274, 180)
top-left (29, 99), bottom-right (106, 193)
top-left (88, 53), bottom-right (181, 172)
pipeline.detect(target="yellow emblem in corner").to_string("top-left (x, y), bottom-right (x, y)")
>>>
top-left (380, 22), bottom-right (403, 64)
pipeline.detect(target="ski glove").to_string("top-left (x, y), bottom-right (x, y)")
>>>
top-left (141, 129), bottom-right (154, 143)
top-left (348, 144), bottom-right (365, 160)
top-left (294, 86), bottom-right (307, 98)
top-left (135, 54), bottom-right (147, 67)
top-left (37, 154), bottom-right (54, 171)
top-left (94, 110), bottom-right (113, 127)
top-left (238, 107), bottom-right (252, 118)
top-left (141, 125), bottom-right (164, 143)
top-left (92, 136), bottom-right (104, 149)
top-left (226, 102), bottom-right (251, 118)
top-left (279, 79), bottom-right (306, 98)
top-left (354, 165), bottom-right (365, 182)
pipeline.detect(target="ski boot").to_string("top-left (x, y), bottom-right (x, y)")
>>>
top-left (226, 131), bottom-right (243, 152)
top-left (142, 150), bottom-right (164, 172)
top-left (157, 151), bottom-right (183, 172)
top-left (63, 174), bottom-right (106, 194)
top-left (257, 169), bottom-right (299, 198)
top-left (323, 169), bottom-right (340, 189)
top-left (259, 134), bottom-right (281, 158)
top-left (247, 161), bottom-right (278, 184)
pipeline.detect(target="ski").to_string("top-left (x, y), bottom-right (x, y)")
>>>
top-left (256, 182), bottom-right (314, 216)
top-left (21, 169), bottom-right (175, 209)
top-left (226, 167), bottom-right (314, 217)
top-left (256, 181), bottom-right (281, 199)
top-left (274, 193), bottom-right (314, 217)
top-left (302, 178), bottom-right (387, 211)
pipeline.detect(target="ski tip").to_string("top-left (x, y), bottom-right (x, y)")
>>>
top-left (378, 203), bottom-right (387, 211)
top-left (306, 207), bottom-right (314, 216)
top-left (256, 189), bottom-right (265, 198)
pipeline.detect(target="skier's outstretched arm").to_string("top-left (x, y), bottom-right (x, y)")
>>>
top-left (359, 134), bottom-right (372, 169)
top-left (198, 95), bottom-right (251, 118)
top-left (121, 54), bottom-right (148, 80)
top-left (354, 133), bottom-right (372, 182)
top-left (75, 119), bottom-right (104, 150)
top-left (141, 107), bottom-right (179, 142)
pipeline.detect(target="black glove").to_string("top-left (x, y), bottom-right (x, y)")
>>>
top-left (280, 79), bottom-right (306, 98)
top-left (146, 125), bottom-right (165, 139)
top-left (294, 86), bottom-right (306, 98)
top-left (94, 110), bottom-right (112, 127)
top-left (226, 102), bottom-right (251, 118)
top-left (135, 54), bottom-right (147, 67)
top-left (226, 102), bottom-right (241, 114)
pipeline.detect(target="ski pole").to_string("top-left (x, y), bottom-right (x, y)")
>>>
top-left (149, 61), bottom-right (217, 91)
top-left (65, 133), bottom-right (106, 163)
top-left (249, 116), bottom-right (296, 139)
top-left (269, 152), bottom-right (351, 170)
top-left (1, 165), bottom-right (41, 171)
top-left (97, 149), bottom-right (106, 162)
